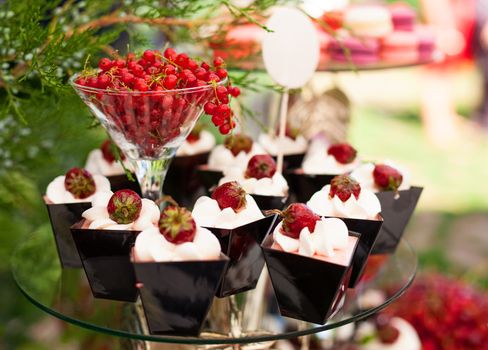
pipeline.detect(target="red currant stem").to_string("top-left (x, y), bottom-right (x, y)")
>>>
top-left (160, 56), bottom-right (183, 71)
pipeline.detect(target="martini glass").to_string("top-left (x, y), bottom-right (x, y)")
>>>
top-left (70, 74), bottom-right (225, 200)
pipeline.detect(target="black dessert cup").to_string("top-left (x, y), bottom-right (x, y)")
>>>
top-left (204, 214), bottom-right (279, 297)
top-left (164, 152), bottom-right (210, 207)
top-left (372, 186), bottom-right (423, 254)
top-left (107, 173), bottom-right (141, 194)
top-left (285, 170), bottom-right (337, 203)
top-left (196, 165), bottom-right (223, 194)
top-left (323, 216), bottom-right (383, 288)
top-left (271, 153), bottom-right (306, 171)
top-left (70, 221), bottom-right (140, 302)
top-left (261, 231), bottom-right (360, 324)
top-left (251, 194), bottom-right (288, 211)
top-left (45, 199), bottom-right (92, 268)
top-left (133, 255), bottom-right (229, 336)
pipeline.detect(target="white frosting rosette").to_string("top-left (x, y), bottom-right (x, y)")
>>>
top-left (133, 225), bottom-right (221, 262)
top-left (307, 185), bottom-right (381, 220)
top-left (192, 195), bottom-right (264, 229)
top-left (85, 149), bottom-right (132, 176)
top-left (258, 134), bottom-right (308, 156)
top-left (207, 143), bottom-right (266, 172)
top-left (46, 175), bottom-right (111, 204)
top-left (351, 161), bottom-right (411, 192)
top-left (273, 217), bottom-right (349, 258)
top-left (176, 130), bottom-right (216, 156)
top-left (81, 191), bottom-right (160, 231)
top-left (357, 317), bottom-right (421, 350)
top-left (302, 148), bottom-right (360, 175)
top-left (218, 167), bottom-right (289, 196)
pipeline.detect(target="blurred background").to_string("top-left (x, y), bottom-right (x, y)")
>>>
top-left (0, 0), bottom-right (487, 349)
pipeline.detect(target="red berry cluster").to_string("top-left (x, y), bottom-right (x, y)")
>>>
top-left (74, 49), bottom-right (239, 157)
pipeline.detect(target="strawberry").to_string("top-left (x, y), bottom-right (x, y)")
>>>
top-left (158, 205), bottom-right (196, 244)
top-left (329, 174), bottom-right (361, 202)
top-left (211, 181), bottom-right (247, 213)
top-left (100, 139), bottom-right (125, 163)
top-left (64, 167), bottom-right (96, 199)
top-left (327, 142), bottom-right (357, 164)
top-left (375, 315), bottom-right (400, 344)
top-left (245, 154), bottom-right (277, 180)
top-left (373, 164), bottom-right (403, 191)
top-left (186, 123), bottom-right (203, 144)
top-left (279, 203), bottom-right (320, 239)
top-left (107, 189), bottom-right (142, 224)
top-left (224, 134), bottom-right (253, 156)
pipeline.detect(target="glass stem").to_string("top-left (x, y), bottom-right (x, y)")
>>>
top-left (132, 151), bottom-right (175, 201)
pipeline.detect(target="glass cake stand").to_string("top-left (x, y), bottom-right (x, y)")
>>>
top-left (11, 228), bottom-right (416, 348)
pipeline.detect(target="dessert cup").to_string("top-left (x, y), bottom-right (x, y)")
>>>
top-left (45, 199), bottom-right (92, 268)
top-left (204, 214), bottom-right (279, 297)
top-left (323, 215), bottom-right (383, 287)
top-left (133, 254), bottom-right (229, 336)
top-left (261, 231), bottom-right (360, 324)
top-left (273, 153), bottom-right (306, 171)
top-left (196, 165), bottom-right (224, 194)
top-left (372, 186), bottom-right (423, 254)
top-left (70, 220), bottom-right (140, 302)
top-left (106, 173), bottom-right (141, 194)
top-left (163, 151), bottom-right (209, 207)
top-left (251, 194), bottom-right (288, 211)
top-left (70, 74), bottom-right (226, 201)
top-left (285, 169), bottom-right (337, 203)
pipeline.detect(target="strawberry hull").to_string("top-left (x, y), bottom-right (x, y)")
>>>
top-left (133, 255), bottom-right (229, 336)
top-left (196, 165), bottom-right (223, 194)
top-left (285, 170), bottom-right (337, 203)
top-left (70, 221), bottom-right (140, 302)
top-left (372, 186), bottom-right (423, 254)
top-left (251, 194), bottom-right (288, 211)
top-left (106, 173), bottom-right (141, 194)
top-left (261, 231), bottom-right (360, 324)
top-left (164, 152), bottom-right (210, 207)
top-left (204, 214), bottom-right (279, 297)
top-left (45, 200), bottom-right (92, 268)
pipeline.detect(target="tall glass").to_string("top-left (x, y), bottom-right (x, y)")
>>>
top-left (70, 74), bottom-right (225, 200)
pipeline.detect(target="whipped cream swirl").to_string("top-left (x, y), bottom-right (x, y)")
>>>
top-left (85, 149), bottom-right (132, 176)
top-left (351, 161), bottom-right (411, 192)
top-left (192, 195), bottom-right (264, 229)
top-left (302, 140), bottom-right (361, 174)
top-left (133, 225), bottom-right (221, 262)
top-left (82, 191), bottom-right (160, 231)
top-left (176, 130), bottom-right (216, 156)
top-left (273, 217), bottom-right (349, 258)
top-left (358, 317), bottom-right (421, 350)
top-left (307, 185), bottom-right (381, 220)
top-left (46, 174), bottom-right (111, 204)
top-left (207, 143), bottom-right (266, 172)
top-left (258, 134), bottom-right (308, 156)
top-left (218, 167), bottom-right (289, 196)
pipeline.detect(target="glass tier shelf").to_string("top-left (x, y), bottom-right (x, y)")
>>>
top-left (12, 228), bottom-right (416, 346)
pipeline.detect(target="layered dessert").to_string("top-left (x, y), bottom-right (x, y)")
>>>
top-left (46, 167), bottom-right (111, 204)
top-left (133, 205), bottom-right (221, 262)
top-left (351, 162), bottom-right (410, 193)
top-left (219, 154), bottom-right (288, 197)
top-left (307, 174), bottom-right (381, 220)
top-left (206, 133), bottom-right (265, 172)
top-left (85, 139), bottom-right (131, 177)
top-left (192, 181), bottom-right (264, 229)
top-left (381, 31), bottom-right (419, 63)
top-left (81, 189), bottom-right (159, 231)
top-left (343, 5), bottom-right (393, 38)
top-left (302, 142), bottom-right (360, 175)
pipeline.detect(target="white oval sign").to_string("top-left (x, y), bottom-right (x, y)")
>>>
top-left (262, 7), bottom-right (320, 89)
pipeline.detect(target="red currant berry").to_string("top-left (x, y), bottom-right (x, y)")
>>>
top-left (216, 68), bottom-right (228, 80)
top-left (98, 58), bottom-right (112, 71)
top-left (217, 104), bottom-right (231, 118)
top-left (201, 62), bottom-right (210, 70)
top-left (76, 77), bottom-right (87, 86)
top-left (194, 67), bottom-right (208, 80)
top-left (134, 78), bottom-right (149, 92)
top-left (216, 85), bottom-right (227, 98)
top-left (114, 59), bottom-right (126, 68)
top-left (207, 73), bottom-right (220, 82)
top-left (163, 74), bottom-right (178, 89)
top-left (229, 86), bottom-right (241, 97)
top-left (87, 77), bottom-right (98, 88)
top-left (175, 53), bottom-right (189, 67)
top-left (212, 114), bottom-right (224, 125)
top-left (143, 50), bottom-right (156, 63)
top-left (204, 102), bottom-right (217, 115)
top-left (146, 66), bottom-right (158, 75)
top-left (164, 48), bottom-right (177, 61)
top-left (164, 65), bottom-right (176, 75)
top-left (219, 123), bottom-right (231, 134)
top-left (213, 56), bottom-right (224, 67)
top-left (97, 75), bottom-right (111, 89)
top-left (219, 95), bottom-right (229, 104)
top-left (138, 58), bottom-right (149, 68)
top-left (132, 64), bottom-right (145, 77)
top-left (187, 59), bottom-right (198, 71)
top-left (161, 95), bottom-right (174, 109)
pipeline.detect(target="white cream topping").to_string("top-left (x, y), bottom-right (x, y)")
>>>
top-left (85, 149), bottom-right (133, 176)
top-left (351, 161), bottom-right (411, 192)
top-left (273, 217), bottom-right (349, 258)
top-left (357, 317), bottom-right (421, 350)
top-left (302, 142), bottom-right (361, 174)
top-left (133, 225), bottom-right (221, 262)
top-left (176, 130), bottom-right (216, 156)
top-left (192, 195), bottom-right (264, 229)
top-left (257, 134), bottom-right (308, 156)
top-left (207, 143), bottom-right (266, 172)
top-left (218, 167), bottom-right (289, 196)
top-left (82, 191), bottom-right (160, 231)
top-left (46, 174), bottom-right (111, 204)
top-left (307, 184), bottom-right (381, 220)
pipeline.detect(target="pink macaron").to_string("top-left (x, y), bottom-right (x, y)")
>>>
top-left (415, 26), bottom-right (436, 60)
top-left (389, 3), bottom-right (417, 32)
top-left (381, 31), bottom-right (419, 63)
top-left (329, 36), bottom-right (380, 65)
